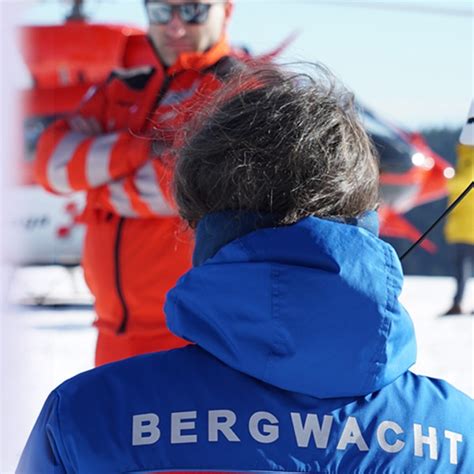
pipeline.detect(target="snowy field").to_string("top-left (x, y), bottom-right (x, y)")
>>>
top-left (1, 268), bottom-right (473, 472)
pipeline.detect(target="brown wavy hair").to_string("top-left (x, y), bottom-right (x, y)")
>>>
top-left (173, 62), bottom-right (379, 228)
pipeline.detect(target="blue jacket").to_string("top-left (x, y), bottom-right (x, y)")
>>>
top-left (18, 214), bottom-right (474, 473)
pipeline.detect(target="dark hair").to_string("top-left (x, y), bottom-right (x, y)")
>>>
top-left (174, 62), bottom-right (379, 228)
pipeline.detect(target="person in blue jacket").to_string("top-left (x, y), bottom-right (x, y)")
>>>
top-left (18, 63), bottom-right (474, 473)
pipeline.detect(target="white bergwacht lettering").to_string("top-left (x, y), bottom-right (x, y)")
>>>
top-left (291, 413), bottom-right (333, 448)
top-left (131, 410), bottom-right (463, 465)
top-left (209, 410), bottom-right (240, 442)
top-left (132, 413), bottom-right (160, 446)
top-left (414, 424), bottom-right (438, 460)
top-left (249, 411), bottom-right (279, 443)
top-left (444, 430), bottom-right (463, 465)
top-left (376, 421), bottom-right (405, 453)
top-left (171, 411), bottom-right (198, 444)
top-left (337, 416), bottom-right (369, 451)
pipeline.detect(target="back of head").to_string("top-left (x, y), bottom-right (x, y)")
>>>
top-left (174, 62), bottom-right (379, 228)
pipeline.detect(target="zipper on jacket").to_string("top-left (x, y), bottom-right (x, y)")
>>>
top-left (152, 74), bottom-right (173, 110)
top-left (114, 72), bottom-right (182, 335)
top-left (115, 217), bottom-right (129, 334)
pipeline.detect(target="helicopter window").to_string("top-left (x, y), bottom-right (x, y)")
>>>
top-left (358, 109), bottom-right (415, 174)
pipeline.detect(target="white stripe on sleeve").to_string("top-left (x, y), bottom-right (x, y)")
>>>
top-left (134, 161), bottom-right (176, 216)
top-left (108, 179), bottom-right (138, 217)
top-left (47, 132), bottom-right (88, 193)
top-left (86, 132), bottom-right (120, 187)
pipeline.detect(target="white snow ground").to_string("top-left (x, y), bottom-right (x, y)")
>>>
top-left (1, 268), bottom-right (473, 472)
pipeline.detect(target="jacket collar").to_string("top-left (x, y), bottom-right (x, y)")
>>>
top-left (193, 210), bottom-right (380, 266)
top-left (166, 35), bottom-right (231, 75)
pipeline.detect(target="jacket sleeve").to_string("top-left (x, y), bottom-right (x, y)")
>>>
top-left (35, 119), bottom-right (151, 195)
top-left (89, 65), bottom-right (238, 218)
top-left (90, 152), bottom-right (177, 217)
top-left (34, 68), bottom-right (160, 196)
top-left (86, 73), bottom-right (226, 218)
top-left (16, 391), bottom-right (70, 474)
top-left (60, 63), bottom-right (233, 218)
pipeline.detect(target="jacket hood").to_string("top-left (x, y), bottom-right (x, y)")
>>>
top-left (165, 213), bottom-right (417, 399)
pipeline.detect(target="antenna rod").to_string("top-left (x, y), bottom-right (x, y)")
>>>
top-left (400, 181), bottom-right (474, 261)
top-left (66, 0), bottom-right (87, 21)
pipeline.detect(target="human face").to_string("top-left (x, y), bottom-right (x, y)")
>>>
top-left (147, 0), bottom-right (233, 66)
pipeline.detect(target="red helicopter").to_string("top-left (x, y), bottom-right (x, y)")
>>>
top-left (16, 0), bottom-right (155, 265)
top-left (359, 106), bottom-right (454, 253)
top-left (16, 0), bottom-right (453, 266)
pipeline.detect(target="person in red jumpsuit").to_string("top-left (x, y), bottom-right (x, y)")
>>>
top-left (36, 0), bottom-right (243, 365)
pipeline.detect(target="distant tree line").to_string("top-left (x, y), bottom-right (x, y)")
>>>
top-left (384, 126), bottom-right (462, 276)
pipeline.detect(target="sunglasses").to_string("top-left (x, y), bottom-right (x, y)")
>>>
top-left (146, 2), bottom-right (221, 25)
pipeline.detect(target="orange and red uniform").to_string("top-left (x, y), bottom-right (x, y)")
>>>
top-left (35, 38), bottom-right (240, 365)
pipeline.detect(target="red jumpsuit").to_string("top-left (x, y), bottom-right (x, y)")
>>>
top-left (36, 37), bottom-right (239, 365)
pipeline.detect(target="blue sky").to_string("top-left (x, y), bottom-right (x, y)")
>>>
top-left (18, 0), bottom-right (474, 129)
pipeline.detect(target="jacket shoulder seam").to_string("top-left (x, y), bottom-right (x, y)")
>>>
top-left (361, 242), bottom-right (394, 392)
